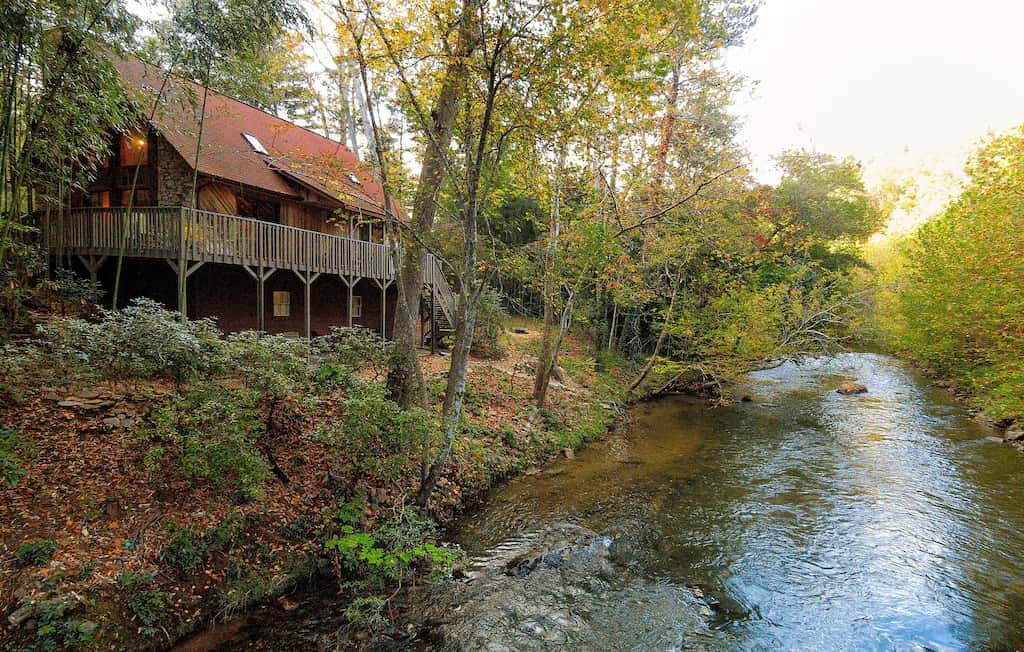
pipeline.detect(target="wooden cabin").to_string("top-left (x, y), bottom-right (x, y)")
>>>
top-left (44, 55), bottom-right (454, 340)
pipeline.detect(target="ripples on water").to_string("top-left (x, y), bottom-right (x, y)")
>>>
top-left (447, 353), bottom-right (1024, 651)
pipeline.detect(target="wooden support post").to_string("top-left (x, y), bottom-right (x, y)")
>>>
top-left (305, 275), bottom-right (312, 339)
top-left (293, 270), bottom-right (321, 340)
top-left (167, 257), bottom-right (204, 319)
top-left (77, 255), bottom-right (107, 283)
top-left (372, 278), bottom-right (392, 338)
top-left (177, 207), bottom-right (188, 318)
top-left (380, 281), bottom-right (387, 338)
top-left (245, 266), bottom-right (276, 332)
top-left (341, 275), bottom-right (360, 328)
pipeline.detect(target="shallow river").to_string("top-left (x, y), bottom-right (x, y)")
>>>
top-left (414, 353), bottom-right (1024, 651)
top-left (214, 353), bottom-right (1024, 651)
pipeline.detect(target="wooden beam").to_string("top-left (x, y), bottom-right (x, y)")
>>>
top-left (185, 261), bottom-right (205, 278)
top-left (77, 254), bottom-right (107, 282)
top-left (245, 266), bottom-right (274, 332)
top-left (292, 270), bottom-right (320, 339)
top-left (341, 275), bottom-right (361, 328)
top-left (177, 207), bottom-right (188, 319)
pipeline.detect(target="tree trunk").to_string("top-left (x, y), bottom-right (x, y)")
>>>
top-left (627, 282), bottom-right (679, 394)
top-left (652, 49), bottom-right (683, 195)
top-left (532, 151), bottom-right (564, 406)
top-left (389, 0), bottom-right (477, 410)
top-left (417, 12), bottom-right (495, 508)
top-left (607, 301), bottom-right (618, 350)
top-left (353, 66), bottom-right (376, 158)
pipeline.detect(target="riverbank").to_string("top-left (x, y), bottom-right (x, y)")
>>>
top-left (0, 313), bottom-right (633, 651)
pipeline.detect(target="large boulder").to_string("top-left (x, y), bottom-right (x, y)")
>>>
top-left (836, 381), bottom-right (868, 395)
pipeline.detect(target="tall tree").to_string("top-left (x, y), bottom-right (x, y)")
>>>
top-left (0, 0), bottom-right (137, 328)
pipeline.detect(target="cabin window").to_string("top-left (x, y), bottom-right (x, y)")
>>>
top-left (90, 191), bottom-right (111, 208)
top-left (120, 189), bottom-right (151, 207)
top-left (238, 196), bottom-right (280, 223)
top-left (254, 200), bottom-right (279, 223)
top-left (351, 296), bottom-right (362, 318)
top-left (273, 291), bottom-right (290, 317)
top-left (119, 130), bottom-right (148, 167)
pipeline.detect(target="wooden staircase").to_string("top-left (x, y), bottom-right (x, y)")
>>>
top-left (423, 255), bottom-right (456, 347)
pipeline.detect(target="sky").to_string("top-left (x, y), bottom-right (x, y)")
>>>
top-left (724, 0), bottom-right (1024, 187)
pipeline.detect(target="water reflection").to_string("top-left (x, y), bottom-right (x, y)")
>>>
top-left (454, 353), bottom-right (1024, 651)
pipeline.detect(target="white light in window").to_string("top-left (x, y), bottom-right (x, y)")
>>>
top-left (242, 132), bottom-right (269, 155)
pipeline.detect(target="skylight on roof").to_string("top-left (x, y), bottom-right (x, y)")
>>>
top-left (242, 132), bottom-right (268, 155)
top-left (347, 172), bottom-right (361, 185)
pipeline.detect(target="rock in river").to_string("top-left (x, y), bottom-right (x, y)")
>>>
top-left (837, 381), bottom-right (868, 395)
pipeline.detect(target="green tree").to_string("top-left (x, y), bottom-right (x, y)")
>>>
top-left (0, 0), bottom-right (136, 331)
top-left (892, 127), bottom-right (1024, 422)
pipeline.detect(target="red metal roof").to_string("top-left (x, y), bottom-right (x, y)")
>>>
top-left (112, 55), bottom-right (401, 219)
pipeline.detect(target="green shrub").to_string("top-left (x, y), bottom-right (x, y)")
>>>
top-left (160, 527), bottom-right (203, 571)
top-left (325, 507), bottom-right (461, 590)
top-left (17, 538), bottom-right (57, 566)
top-left (119, 571), bottom-right (171, 636)
top-left (44, 268), bottom-right (105, 316)
top-left (554, 411), bottom-right (607, 449)
top-left (127, 589), bottom-right (171, 634)
top-left (34, 600), bottom-right (97, 649)
top-left (37, 298), bottom-right (226, 382)
top-left (535, 406), bottom-right (561, 431)
top-left (143, 384), bottom-right (268, 499)
top-left (312, 327), bottom-right (392, 388)
top-left (0, 222), bottom-right (44, 336)
top-left (343, 596), bottom-right (388, 631)
top-left (471, 287), bottom-right (508, 359)
top-left (312, 382), bottom-right (434, 483)
top-left (1, 426), bottom-right (27, 487)
top-left (218, 553), bottom-right (315, 616)
top-left (226, 331), bottom-right (309, 399)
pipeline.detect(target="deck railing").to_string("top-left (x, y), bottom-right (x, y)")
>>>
top-left (43, 206), bottom-right (456, 323)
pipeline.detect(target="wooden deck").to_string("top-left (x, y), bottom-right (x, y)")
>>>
top-left (42, 206), bottom-right (456, 330)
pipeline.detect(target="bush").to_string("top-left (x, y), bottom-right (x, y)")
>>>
top-left (34, 600), bottom-right (97, 649)
top-left (0, 222), bottom-right (44, 336)
top-left (312, 327), bottom-right (391, 388)
top-left (119, 571), bottom-right (171, 636)
top-left (226, 331), bottom-right (309, 398)
top-left (471, 287), bottom-right (507, 359)
top-left (17, 538), bottom-right (57, 566)
top-left (143, 384), bottom-right (268, 499)
top-left (1, 426), bottom-right (27, 487)
top-left (37, 298), bottom-right (226, 382)
top-left (324, 502), bottom-right (461, 592)
top-left (43, 268), bottom-right (105, 316)
top-left (161, 513), bottom-right (246, 572)
top-left (312, 382), bottom-right (434, 483)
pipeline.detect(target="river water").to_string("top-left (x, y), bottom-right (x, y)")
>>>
top-left (210, 353), bottom-right (1024, 651)
top-left (405, 353), bottom-right (1024, 651)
